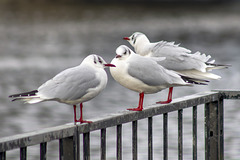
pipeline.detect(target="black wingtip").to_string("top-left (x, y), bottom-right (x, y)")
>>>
top-left (11, 98), bottom-right (19, 102)
top-left (181, 75), bottom-right (209, 85)
top-left (9, 90), bottom-right (38, 98)
top-left (206, 62), bottom-right (232, 68)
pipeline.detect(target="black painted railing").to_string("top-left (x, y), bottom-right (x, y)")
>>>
top-left (0, 90), bottom-right (239, 160)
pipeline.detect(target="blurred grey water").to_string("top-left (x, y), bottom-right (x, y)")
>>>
top-left (0, 1), bottom-right (240, 159)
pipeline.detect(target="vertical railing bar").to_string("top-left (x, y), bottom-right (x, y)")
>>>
top-left (132, 120), bottom-right (138, 160)
top-left (101, 128), bottom-right (106, 160)
top-left (74, 127), bottom-right (80, 160)
top-left (20, 147), bottom-right (27, 160)
top-left (148, 117), bottom-right (153, 160)
top-left (193, 106), bottom-right (197, 160)
top-left (60, 136), bottom-right (79, 160)
top-left (83, 132), bottom-right (90, 160)
top-left (40, 142), bottom-right (47, 160)
top-left (117, 124), bottom-right (122, 160)
top-left (205, 101), bottom-right (219, 160)
top-left (218, 97), bottom-right (224, 160)
top-left (163, 113), bottom-right (168, 160)
top-left (178, 109), bottom-right (183, 160)
top-left (205, 102), bottom-right (210, 160)
top-left (59, 136), bottom-right (77, 160)
top-left (59, 139), bottom-right (63, 160)
top-left (0, 152), bottom-right (6, 160)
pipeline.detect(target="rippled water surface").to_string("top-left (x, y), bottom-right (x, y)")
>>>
top-left (0, 1), bottom-right (240, 159)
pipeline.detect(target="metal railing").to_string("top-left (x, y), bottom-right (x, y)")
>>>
top-left (0, 90), bottom-right (239, 160)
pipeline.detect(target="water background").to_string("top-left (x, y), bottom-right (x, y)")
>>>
top-left (0, 1), bottom-right (240, 159)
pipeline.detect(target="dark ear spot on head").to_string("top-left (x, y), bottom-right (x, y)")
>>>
top-left (98, 56), bottom-right (103, 64)
top-left (127, 48), bottom-right (131, 55)
top-left (94, 56), bottom-right (97, 64)
top-left (133, 38), bottom-right (136, 44)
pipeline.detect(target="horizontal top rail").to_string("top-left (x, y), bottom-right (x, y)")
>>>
top-left (213, 89), bottom-right (240, 99)
top-left (0, 90), bottom-right (239, 152)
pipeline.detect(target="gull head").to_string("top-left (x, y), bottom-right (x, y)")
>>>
top-left (123, 32), bottom-right (149, 47)
top-left (83, 54), bottom-right (115, 68)
top-left (115, 45), bottom-right (135, 60)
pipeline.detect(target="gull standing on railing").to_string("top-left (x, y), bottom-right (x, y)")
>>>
top-left (110, 45), bottom-right (208, 111)
top-left (123, 32), bottom-right (230, 104)
top-left (9, 54), bottom-right (115, 124)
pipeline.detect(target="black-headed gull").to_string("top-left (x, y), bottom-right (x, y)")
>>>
top-left (124, 32), bottom-right (229, 103)
top-left (110, 45), bottom-right (207, 111)
top-left (9, 54), bottom-right (115, 124)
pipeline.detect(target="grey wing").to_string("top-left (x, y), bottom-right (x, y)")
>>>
top-left (151, 41), bottom-right (191, 58)
top-left (38, 66), bottom-right (100, 101)
top-left (151, 42), bottom-right (211, 71)
top-left (128, 55), bottom-right (179, 86)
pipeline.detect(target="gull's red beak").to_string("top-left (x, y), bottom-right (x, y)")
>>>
top-left (104, 64), bottom-right (116, 67)
top-left (116, 55), bottom-right (121, 58)
top-left (123, 37), bottom-right (130, 40)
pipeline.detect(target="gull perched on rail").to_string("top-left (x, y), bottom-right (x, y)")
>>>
top-left (110, 45), bottom-right (208, 111)
top-left (123, 32), bottom-right (230, 103)
top-left (9, 54), bottom-right (115, 124)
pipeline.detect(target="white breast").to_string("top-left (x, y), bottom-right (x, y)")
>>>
top-left (110, 58), bottom-right (166, 94)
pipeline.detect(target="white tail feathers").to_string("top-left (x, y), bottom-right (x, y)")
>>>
top-left (23, 97), bottom-right (44, 104)
top-left (11, 96), bottom-right (44, 104)
top-left (178, 70), bottom-right (221, 80)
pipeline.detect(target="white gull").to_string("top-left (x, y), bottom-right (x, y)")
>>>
top-left (110, 45), bottom-right (207, 111)
top-left (123, 32), bottom-right (229, 103)
top-left (9, 54), bottom-right (115, 124)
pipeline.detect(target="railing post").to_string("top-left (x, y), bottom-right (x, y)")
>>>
top-left (40, 142), bottom-right (47, 160)
top-left (59, 127), bottom-right (79, 160)
top-left (205, 98), bottom-right (223, 160)
top-left (0, 152), bottom-right (6, 160)
top-left (117, 124), bottom-right (122, 160)
top-left (132, 120), bottom-right (138, 160)
top-left (148, 117), bottom-right (153, 160)
top-left (20, 147), bottom-right (27, 160)
top-left (83, 132), bottom-right (90, 160)
top-left (163, 113), bottom-right (168, 160)
top-left (178, 110), bottom-right (183, 160)
top-left (101, 128), bottom-right (106, 160)
top-left (218, 97), bottom-right (224, 160)
top-left (193, 106), bottom-right (197, 160)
